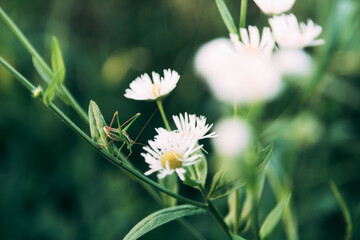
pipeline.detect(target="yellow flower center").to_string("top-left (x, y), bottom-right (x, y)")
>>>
top-left (161, 151), bottom-right (183, 169)
top-left (180, 131), bottom-right (190, 137)
top-left (151, 84), bottom-right (161, 97)
top-left (243, 45), bottom-right (258, 53)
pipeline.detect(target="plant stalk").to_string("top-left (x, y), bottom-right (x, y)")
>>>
top-left (234, 191), bottom-right (239, 234)
top-left (199, 186), bottom-right (232, 239)
top-left (251, 188), bottom-right (260, 240)
top-left (156, 99), bottom-right (172, 131)
top-left (239, 0), bottom-right (248, 29)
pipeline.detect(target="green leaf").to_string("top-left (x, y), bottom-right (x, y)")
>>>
top-left (208, 170), bottom-right (225, 197)
top-left (42, 37), bottom-right (66, 105)
top-left (230, 232), bottom-right (246, 240)
top-left (43, 73), bottom-right (58, 105)
top-left (225, 189), bottom-right (246, 227)
top-left (33, 56), bottom-right (71, 104)
top-left (183, 172), bottom-right (202, 187)
top-left (193, 152), bottom-right (208, 186)
top-left (208, 170), bottom-right (246, 200)
top-left (124, 205), bottom-right (206, 240)
top-left (51, 36), bottom-right (65, 84)
top-left (256, 143), bottom-right (274, 174)
top-left (159, 174), bottom-right (178, 207)
top-left (215, 0), bottom-right (238, 34)
top-left (186, 150), bottom-right (207, 186)
top-left (260, 194), bottom-right (291, 239)
top-left (33, 57), bottom-right (52, 84)
top-left (329, 180), bottom-right (353, 240)
top-left (88, 100), bottom-right (118, 155)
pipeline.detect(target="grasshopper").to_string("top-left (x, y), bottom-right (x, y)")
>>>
top-left (101, 111), bottom-right (141, 162)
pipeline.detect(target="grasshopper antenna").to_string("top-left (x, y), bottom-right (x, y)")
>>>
top-left (133, 107), bottom-right (159, 144)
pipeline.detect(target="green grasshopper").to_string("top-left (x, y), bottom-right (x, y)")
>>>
top-left (101, 111), bottom-right (141, 162)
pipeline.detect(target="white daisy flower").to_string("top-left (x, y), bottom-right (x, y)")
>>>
top-left (230, 26), bottom-right (275, 57)
top-left (272, 49), bottom-right (312, 76)
top-left (142, 128), bottom-right (203, 181)
top-left (124, 69), bottom-right (180, 101)
top-left (212, 118), bottom-right (252, 158)
top-left (269, 13), bottom-right (325, 49)
top-left (172, 112), bottom-right (217, 141)
top-left (194, 38), bottom-right (282, 104)
top-left (253, 0), bottom-right (295, 15)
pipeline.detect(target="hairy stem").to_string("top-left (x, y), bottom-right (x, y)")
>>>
top-left (239, 0), bottom-right (247, 29)
top-left (156, 99), bottom-right (172, 131)
top-left (199, 186), bottom-right (232, 239)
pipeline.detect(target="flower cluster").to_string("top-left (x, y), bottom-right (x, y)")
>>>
top-left (121, 0), bottom-right (325, 181)
top-left (142, 113), bottom-right (216, 180)
top-left (195, 0), bottom-right (324, 105)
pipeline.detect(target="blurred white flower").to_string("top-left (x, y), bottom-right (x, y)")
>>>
top-left (142, 128), bottom-right (203, 181)
top-left (272, 49), bottom-right (312, 76)
top-left (269, 14), bottom-right (324, 49)
top-left (124, 69), bottom-right (180, 101)
top-left (212, 118), bottom-right (252, 158)
top-left (173, 112), bottom-right (217, 141)
top-left (230, 26), bottom-right (275, 57)
top-left (194, 38), bottom-right (282, 104)
top-left (253, 0), bottom-right (295, 15)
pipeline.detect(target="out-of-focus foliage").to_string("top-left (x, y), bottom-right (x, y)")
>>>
top-left (0, 0), bottom-right (359, 239)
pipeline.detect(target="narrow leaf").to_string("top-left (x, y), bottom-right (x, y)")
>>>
top-left (88, 100), bottom-right (118, 155)
top-left (51, 36), bottom-right (65, 84)
top-left (192, 152), bottom-right (208, 186)
top-left (209, 177), bottom-right (245, 200)
top-left (208, 170), bottom-right (225, 198)
top-left (33, 56), bottom-right (71, 105)
top-left (183, 171), bottom-right (202, 187)
top-left (329, 180), bottom-right (353, 240)
top-left (260, 194), bottom-right (291, 239)
top-left (33, 57), bottom-right (52, 84)
top-left (256, 143), bottom-right (274, 174)
top-left (124, 205), bottom-right (206, 240)
top-left (230, 232), bottom-right (247, 240)
top-left (42, 37), bottom-right (66, 105)
top-left (43, 71), bottom-right (59, 105)
top-left (215, 0), bottom-right (238, 34)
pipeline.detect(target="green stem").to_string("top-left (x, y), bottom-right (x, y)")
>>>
top-left (0, 6), bottom-right (88, 124)
top-left (0, 58), bottom-right (34, 92)
top-left (266, 168), bottom-right (299, 240)
top-left (233, 103), bottom-right (238, 118)
top-left (199, 186), bottom-right (232, 240)
top-left (156, 99), bottom-right (171, 131)
top-left (234, 191), bottom-right (238, 234)
top-left (251, 188), bottom-right (260, 240)
top-left (330, 181), bottom-right (353, 240)
top-left (0, 57), bottom-right (207, 209)
top-left (233, 103), bottom-right (238, 234)
top-left (239, 0), bottom-right (247, 29)
top-left (60, 85), bottom-right (89, 123)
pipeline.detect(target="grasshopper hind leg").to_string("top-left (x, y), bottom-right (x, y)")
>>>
top-left (99, 111), bottom-right (119, 149)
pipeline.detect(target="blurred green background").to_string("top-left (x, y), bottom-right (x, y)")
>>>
top-left (0, 0), bottom-right (359, 239)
